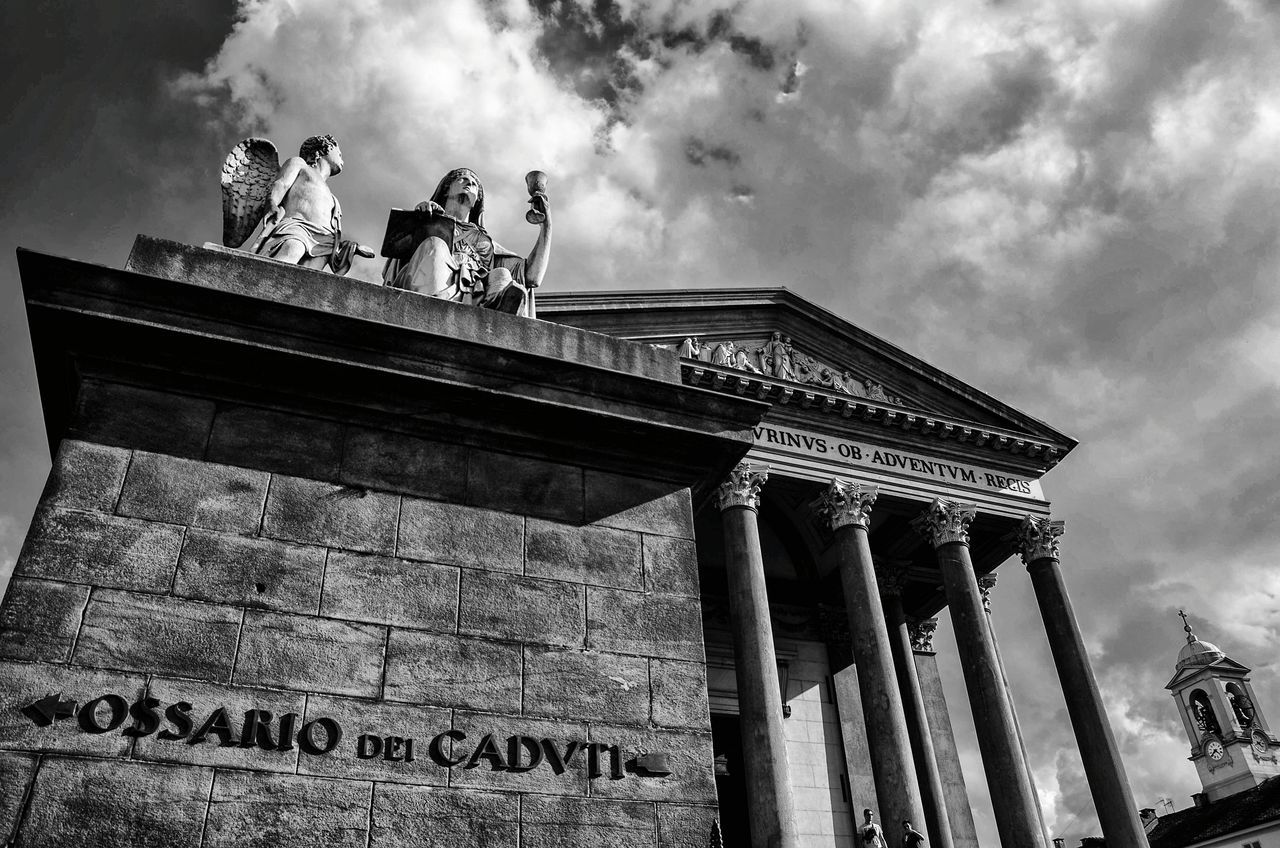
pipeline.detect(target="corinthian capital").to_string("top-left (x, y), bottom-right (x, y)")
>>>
top-left (915, 498), bottom-right (977, 548)
top-left (820, 478), bottom-right (878, 531)
top-left (1016, 515), bottom-right (1064, 564)
top-left (909, 618), bottom-right (938, 652)
top-left (716, 462), bottom-right (768, 511)
top-left (874, 559), bottom-right (909, 596)
top-left (977, 575), bottom-right (997, 615)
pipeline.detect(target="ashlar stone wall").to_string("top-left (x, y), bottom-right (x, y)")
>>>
top-left (0, 436), bottom-right (719, 848)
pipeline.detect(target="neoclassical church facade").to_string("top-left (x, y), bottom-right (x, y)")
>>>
top-left (0, 239), bottom-right (1149, 848)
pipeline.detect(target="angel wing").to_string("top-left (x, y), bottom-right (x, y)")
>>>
top-left (221, 138), bottom-right (280, 248)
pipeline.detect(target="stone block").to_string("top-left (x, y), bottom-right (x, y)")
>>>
top-left (0, 753), bottom-right (37, 845)
top-left (203, 770), bottom-right (370, 848)
top-left (458, 571), bottom-right (584, 647)
top-left (0, 578), bottom-right (89, 662)
top-left (174, 529), bottom-right (325, 614)
top-left (41, 439), bottom-right (130, 513)
top-left (263, 475), bottom-right (398, 555)
top-left (0, 660), bottom-right (145, 756)
top-left (383, 631), bottom-right (521, 714)
top-left (297, 694), bottom-right (451, 785)
top-left (131, 677), bottom-right (306, 772)
top-left (16, 507), bottom-right (183, 593)
top-left (69, 380), bottom-right (215, 459)
top-left (468, 450), bottom-right (583, 523)
top-left (450, 711), bottom-right (590, 797)
top-left (588, 588), bottom-right (705, 661)
top-left (525, 520), bottom-right (642, 590)
top-left (320, 551), bottom-right (458, 631)
top-left (397, 498), bottom-right (523, 574)
top-left (207, 405), bottom-right (344, 480)
top-left (73, 590), bottom-right (241, 682)
top-left (117, 451), bottom-right (269, 533)
top-left (522, 646), bottom-right (649, 725)
top-left (584, 470), bottom-right (695, 539)
top-left (521, 795), bottom-right (656, 848)
top-left (235, 610), bottom-right (386, 698)
top-left (17, 757), bottom-right (213, 848)
top-left (643, 535), bottom-right (701, 597)
top-left (371, 785), bottom-right (518, 848)
top-left (342, 427), bottom-right (467, 502)
top-left (587, 724), bottom-right (717, 804)
top-left (657, 804), bottom-right (722, 848)
top-left (650, 659), bottom-right (712, 731)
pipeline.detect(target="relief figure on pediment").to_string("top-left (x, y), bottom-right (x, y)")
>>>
top-left (759, 331), bottom-right (795, 380)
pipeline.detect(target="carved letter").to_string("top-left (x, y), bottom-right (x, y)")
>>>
top-left (190, 707), bottom-right (238, 747)
top-left (78, 694), bottom-right (128, 734)
top-left (298, 717), bottom-right (343, 755)
top-left (122, 697), bottom-right (162, 738)
top-left (541, 739), bottom-right (582, 774)
top-left (239, 710), bottom-right (278, 750)
top-left (429, 730), bottom-right (467, 767)
top-left (507, 736), bottom-right (544, 772)
top-left (158, 701), bottom-right (194, 740)
top-left (357, 733), bottom-right (382, 759)
top-left (464, 733), bottom-right (507, 770)
top-left (277, 713), bottom-right (298, 751)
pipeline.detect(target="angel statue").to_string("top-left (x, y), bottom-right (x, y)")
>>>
top-left (221, 135), bottom-right (374, 275)
top-left (379, 167), bottom-right (552, 315)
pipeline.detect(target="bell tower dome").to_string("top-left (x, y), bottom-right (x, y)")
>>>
top-left (1165, 611), bottom-right (1280, 801)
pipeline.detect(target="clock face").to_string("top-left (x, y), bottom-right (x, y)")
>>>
top-left (1252, 730), bottom-right (1269, 755)
top-left (1206, 739), bottom-right (1226, 761)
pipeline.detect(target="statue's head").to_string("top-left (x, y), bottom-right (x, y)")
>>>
top-left (430, 168), bottom-right (485, 226)
top-left (300, 134), bottom-right (342, 174)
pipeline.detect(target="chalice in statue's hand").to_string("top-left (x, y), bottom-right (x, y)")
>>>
top-left (525, 170), bottom-right (549, 224)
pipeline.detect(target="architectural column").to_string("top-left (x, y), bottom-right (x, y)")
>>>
top-left (1016, 516), bottom-right (1150, 848)
top-left (879, 564), bottom-right (955, 848)
top-left (717, 462), bottom-right (800, 848)
top-left (819, 479), bottom-right (926, 837)
top-left (916, 499), bottom-right (1046, 848)
top-left (978, 575), bottom-right (1049, 841)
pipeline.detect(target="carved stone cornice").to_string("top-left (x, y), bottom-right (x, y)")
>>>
top-left (716, 462), bottom-right (768, 512)
top-left (909, 618), bottom-right (938, 652)
top-left (977, 575), bottom-right (997, 615)
top-left (1016, 515), bottom-right (1064, 564)
top-left (915, 498), bottom-right (977, 548)
top-left (820, 478), bottom-right (877, 531)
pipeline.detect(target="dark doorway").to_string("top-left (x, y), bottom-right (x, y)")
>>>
top-left (711, 714), bottom-right (750, 845)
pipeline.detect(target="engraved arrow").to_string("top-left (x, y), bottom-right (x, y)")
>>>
top-left (21, 693), bottom-right (78, 727)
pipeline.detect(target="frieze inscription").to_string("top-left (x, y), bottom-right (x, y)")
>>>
top-left (22, 692), bottom-right (670, 779)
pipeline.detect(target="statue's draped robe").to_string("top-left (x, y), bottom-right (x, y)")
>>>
top-left (253, 197), bottom-right (358, 275)
top-left (381, 214), bottom-right (527, 311)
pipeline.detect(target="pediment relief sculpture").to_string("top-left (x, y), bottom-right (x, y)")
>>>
top-left (670, 331), bottom-right (904, 406)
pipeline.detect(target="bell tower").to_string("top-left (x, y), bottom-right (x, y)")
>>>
top-left (1165, 611), bottom-right (1280, 801)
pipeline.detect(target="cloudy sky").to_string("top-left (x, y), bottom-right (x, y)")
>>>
top-left (5, 0), bottom-right (1280, 841)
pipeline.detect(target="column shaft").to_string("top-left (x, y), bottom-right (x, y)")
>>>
top-left (722, 505), bottom-right (800, 848)
top-left (1027, 556), bottom-right (1149, 848)
top-left (936, 541), bottom-right (1046, 848)
top-left (884, 593), bottom-right (955, 848)
top-left (832, 525), bottom-right (926, 835)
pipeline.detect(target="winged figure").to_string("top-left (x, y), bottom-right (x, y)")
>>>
top-left (220, 135), bottom-right (373, 275)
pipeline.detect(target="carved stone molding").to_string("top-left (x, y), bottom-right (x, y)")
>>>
top-left (670, 333), bottom-right (904, 405)
top-left (716, 462), bottom-right (768, 511)
top-left (1016, 515), bottom-right (1065, 564)
top-left (977, 575), bottom-right (998, 615)
top-left (909, 618), bottom-right (938, 652)
top-left (915, 498), bottom-right (977, 548)
top-left (820, 478), bottom-right (877, 531)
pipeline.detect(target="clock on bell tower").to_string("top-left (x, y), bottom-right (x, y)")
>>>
top-left (1165, 611), bottom-right (1280, 802)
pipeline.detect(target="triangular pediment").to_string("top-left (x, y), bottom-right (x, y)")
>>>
top-left (537, 287), bottom-right (1077, 468)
